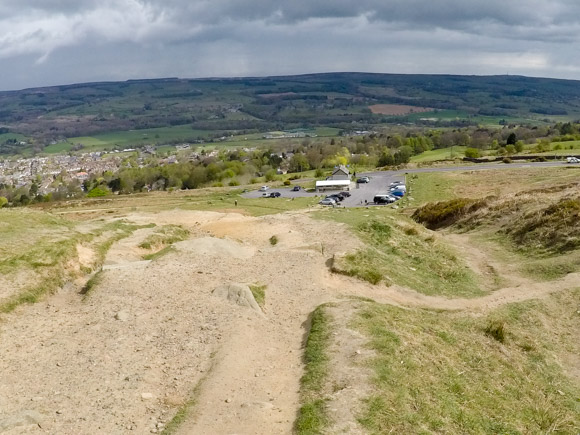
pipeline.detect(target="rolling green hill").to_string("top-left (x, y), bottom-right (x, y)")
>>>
top-left (2, 72), bottom-right (580, 154)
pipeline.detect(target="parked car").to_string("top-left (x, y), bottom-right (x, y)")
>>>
top-left (390, 184), bottom-right (406, 191)
top-left (566, 156), bottom-right (579, 163)
top-left (259, 186), bottom-right (269, 191)
top-left (389, 181), bottom-right (403, 187)
top-left (374, 194), bottom-right (397, 204)
top-left (357, 176), bottom-right (370, 183)
top-left (319, 198), bottom-right (337, 206)
top-left (340, 191), bottom-right (351, 197)
top-left (291, 186), bottom-right (301, 191)
top-left (391, 190), bottom-right (405, 197)
top-left (268, 192), bottom-right (281, 198)
top-left (326, 194), bottom-right (344, 202)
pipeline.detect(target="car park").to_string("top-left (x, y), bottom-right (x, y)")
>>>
top-left (268, 192), bottom-right (281, 198)
top-left (319, 198), bottom-right (336, 206)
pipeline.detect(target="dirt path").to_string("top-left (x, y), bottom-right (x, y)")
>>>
top-left (0, 209), bottom-right (576, 434)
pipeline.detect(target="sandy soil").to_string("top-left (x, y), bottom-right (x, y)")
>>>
top-left (0, 209), bottom-right (577, 434)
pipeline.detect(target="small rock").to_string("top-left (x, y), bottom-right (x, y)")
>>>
top-left (141, 393), bottom-right (154, 400)
top-left (0, 410), bottom-right (44, 431)
top-left (225, 398), bottom-right (232, 403)
top-left (115, 310), bottom-right (130, 322)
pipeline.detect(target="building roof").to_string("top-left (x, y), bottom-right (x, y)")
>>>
top-left (332, 165), bottom-right (349, 175)
top-left (315, 180), bottom-right (351, 187)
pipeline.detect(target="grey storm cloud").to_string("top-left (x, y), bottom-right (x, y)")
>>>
top-left (1, 0), bottom-right (580, 90)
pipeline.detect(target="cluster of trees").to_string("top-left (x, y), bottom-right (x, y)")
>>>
top-left (2, 120), bottom-right (580, 208)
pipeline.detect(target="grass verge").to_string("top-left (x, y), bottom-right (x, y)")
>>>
top-left (295, 305), bottom-right (332, 434)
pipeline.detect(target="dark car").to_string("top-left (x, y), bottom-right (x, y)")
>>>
top-left (374, 194), bottom-right (397, 204)
top-left (291, 186), bottom-right (301, 191)
top-left (268, 192), bottom-right (281, 198)
top-left (339, 191), bottom-right (351, 197)
top-left (326, 194), bottom-right (343, 202)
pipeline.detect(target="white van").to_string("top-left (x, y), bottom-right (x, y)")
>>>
top-left (566, 156), bottom-right (579, 163)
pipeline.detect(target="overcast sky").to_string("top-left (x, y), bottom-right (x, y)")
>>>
top-left (2, 0), bottom-right (580, 91)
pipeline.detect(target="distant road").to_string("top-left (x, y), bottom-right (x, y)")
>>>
top-left (363, 160), bottom-right (573, 178)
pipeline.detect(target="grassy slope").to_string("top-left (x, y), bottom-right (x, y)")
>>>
top-left (410, 146), bottom-right (467, 163)
top-left (0, 208), bottom-right (154, 312)
top-left (317, 207), bottom-right (483, 297)
top-left (352, 291), bottom-right (580, 434)
top-left (408, 167), bottom-right (580, 206)
top-left (45, 188), bottom-right (321, 219)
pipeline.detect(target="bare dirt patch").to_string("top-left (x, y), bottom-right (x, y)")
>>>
top-left (0, 207), bottom-right (577, 434)
top-left (369, 104), bottom-right (433, 115)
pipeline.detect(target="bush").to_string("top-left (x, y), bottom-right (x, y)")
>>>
top-left (87, 187), bottom-right (109, 197)
top-left (265, 170), bottom-right (277, 181)
top-left (283, 180), bottom-right (291, 186)
top-left (502, 157), bottom-right (512, 164)
top-left (412, 198), bottom-right (490, 229)
top-left (269, 235), bottom-right (278, 245)
top-left (464, 148), bottom-right (480, 158)
top-left (0, 196), bottom-right (7, 208)
top-left (228, 180), bottom-right (240, 186)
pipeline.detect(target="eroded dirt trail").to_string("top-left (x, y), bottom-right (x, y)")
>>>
top-left (0, 209), bottom-right (576, 434)
top-left (176, 212), bottom-right (355, 434)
